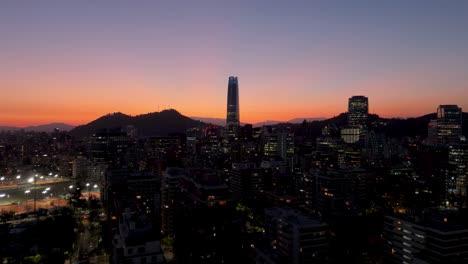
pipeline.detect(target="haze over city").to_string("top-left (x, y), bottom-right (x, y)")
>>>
top-left (1, 0), bottom-right (468, 126)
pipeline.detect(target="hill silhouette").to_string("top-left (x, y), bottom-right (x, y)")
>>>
top-left (69, 109), bottom-right (468, 139)
top-left (70, 109), bottom-right (204, 137)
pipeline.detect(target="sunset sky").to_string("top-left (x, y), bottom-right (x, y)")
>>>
top-left (1, 1), bottom-right (468, 126)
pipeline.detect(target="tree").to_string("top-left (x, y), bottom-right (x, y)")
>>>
top-left (68, 183), bottom-right (85, 209)
top-left (0, 211), bottom-right (15, 223)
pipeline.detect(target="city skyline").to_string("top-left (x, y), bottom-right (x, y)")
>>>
top-left (1, 1), bottom-right (468, 126)
top-left (2, 2), bottom-right (468, 263)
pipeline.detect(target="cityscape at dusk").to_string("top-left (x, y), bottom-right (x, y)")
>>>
top-left (1, 1), bottom-right (468, 126)
top-left (1, 1), bottom-right (468, 264)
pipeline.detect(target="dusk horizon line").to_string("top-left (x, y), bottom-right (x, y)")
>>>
top-left (2, 107), bottom-right (462, 128)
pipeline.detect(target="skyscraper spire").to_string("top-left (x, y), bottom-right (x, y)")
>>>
top-left (226, 76), bottom-right (240, 137)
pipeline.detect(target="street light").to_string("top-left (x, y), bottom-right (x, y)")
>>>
top-left (0, 177), bottom-right (4, 181)
top-left (16, 175), bottom-right (21, 179)
top-left (69, 185), bottom-right (73, 189)
top-left (93, 184), bottom-right (98, 189)
top-left (28, 178), bottom-right (34, 183)
top-left (25, 190), bottom-right (31, 194)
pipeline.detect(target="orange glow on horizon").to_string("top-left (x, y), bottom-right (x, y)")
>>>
top-left (1, 56), bottom-right (466, 127)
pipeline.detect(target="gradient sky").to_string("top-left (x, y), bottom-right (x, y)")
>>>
top-left (1, 0), bottom-right (468, 126)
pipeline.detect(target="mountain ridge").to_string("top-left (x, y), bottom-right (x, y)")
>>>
top-left (69, 109), bottom-right (204, 137)
top-left (8, 111), bottom-right (466, 139)
top-left (191, 117), bottom-right (327, 127)
top-left (0, 123), bottom-right (75, 132)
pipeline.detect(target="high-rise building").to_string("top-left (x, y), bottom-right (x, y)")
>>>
top-left (262, 126), bottom-right (295, 160)
top-left (438, 105), bottom-right (462, 145)
top-left (226, 76), bottom-right (240, 138)
top-left (313, 169), bottom-right (368, 218)
top-left (426, 105), bottom-right (463, 145)
top-left (161, 167), bottom-right (188, 235)
top-left (384, 211), bottom-right (468, 263)
top-left (348, 96), bottom-right (369, 128)
top-left (264, 207), bottom-right (329, 264)
top-left (103, 169), bottom-right (160, 221)
top-left (447, 143), bottom-right (468, 196)
top-left (229, 162), bottom-right (264, 205)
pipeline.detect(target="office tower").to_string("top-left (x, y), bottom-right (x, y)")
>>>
top-left (264, 207), bottom-right (329, 264)
top-left (348, 96), bottom-right (369, 128)
top-left (437, 105), bottom-right (463, 145)
top-left (226, 76), bottom-right (240, 138)
top-left (262, 126), bottom-right (295, 160)
top-left (89, 128), bottom-right (130, 165)
top-left (448, 143), bottom-right (468, 196)
top-left (426, 105), bottom-right (463, 145)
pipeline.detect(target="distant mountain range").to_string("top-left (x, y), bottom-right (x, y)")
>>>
top-left (5, 110), bottom-right (466, 139)
top-left (190, 117), bottom-right (326, 127)
top-left (70, 109), bottom-right (204, 137)
top-left (0, 123), bottom-right (75, 132)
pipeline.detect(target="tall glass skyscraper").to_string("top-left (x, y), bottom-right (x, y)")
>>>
top-left (436, 105), bottom-right (462, 145)
top-left (426, 105), bottom-right (463, 146)
top-left (348, 96), bottom-right (369, 128)
top-left (226, 76), bottom-right (240, 137)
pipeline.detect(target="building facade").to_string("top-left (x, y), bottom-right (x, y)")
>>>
top-left (348, 96), bottom-right (369, 128)
top-left (226, 76), bottom-right (240, 138)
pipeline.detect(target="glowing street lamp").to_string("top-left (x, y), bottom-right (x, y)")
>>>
top-left (16, 175), bottom-right (21, 179)
top-left (69, 185), bottom-right (73, 189)
top-left (28, 178), bottom-right (34, 183)
top-left (93, 184), bottom-right (98, 189)
top-left (25, 190), bottom-right (31, 194)
top-left (0, 177), bottom-right (4, 181)
top-left (86, 183), bottom-right (90, 187)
